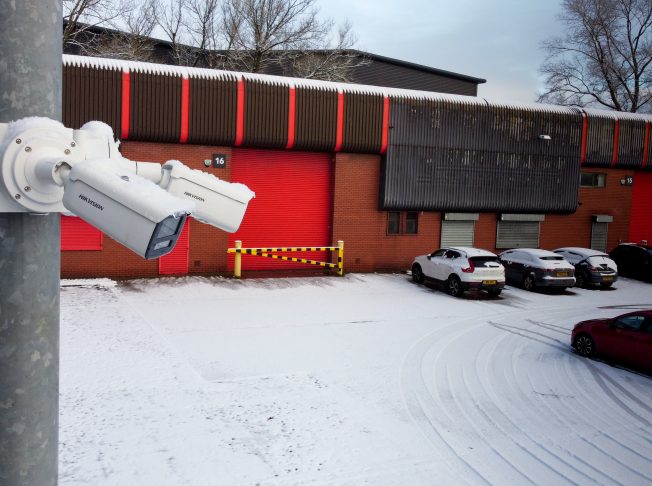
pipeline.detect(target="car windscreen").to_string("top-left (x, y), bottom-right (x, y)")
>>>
top-left (539, 256), bottom-right (564, 261)
top-left (470, 256), bottom-right (501, 267)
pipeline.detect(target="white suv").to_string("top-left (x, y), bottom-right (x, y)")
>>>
top-left (411, 247), bottom-right (506, 297)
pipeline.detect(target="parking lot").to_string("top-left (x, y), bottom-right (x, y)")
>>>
top-left (60, 274), bottom-right (652, 485)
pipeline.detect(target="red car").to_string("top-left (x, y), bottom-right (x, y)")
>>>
top-left (571, 310), bottom-right (652, 374)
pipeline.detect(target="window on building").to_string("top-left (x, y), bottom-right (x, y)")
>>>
top-left (581, 172), bottom-right (606, 188)
top-left (387, 211), bottom-right (419, 235)
top-left (405, 212), bottom-right (418, 234)
top-left (387, 212), bottom-right (400, 234)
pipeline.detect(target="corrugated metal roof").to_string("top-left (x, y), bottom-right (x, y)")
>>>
top-left (61, 54), bottom-right (652, 129)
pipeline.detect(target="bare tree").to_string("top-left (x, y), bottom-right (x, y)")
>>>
top-left (63, 0), bottom-right (129, 49)
top-left (290, 21), bottom-right (368, 81)
top-left (220, 0), bottom-right (333, 73)
top-left (158, 0), bottom-right (194, 65)
top-left (89, 0), bottom-right (160, 61)
top-left (539, 0), bottom-right (652, 112)
top-left (185, 0), bottom-right (224, 67)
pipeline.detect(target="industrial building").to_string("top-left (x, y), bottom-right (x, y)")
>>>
top-left (60, 55), bottom-right (652, 279)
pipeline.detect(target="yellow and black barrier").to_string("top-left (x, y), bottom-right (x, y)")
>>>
top-left (227, 240), bottom-right (344, 278)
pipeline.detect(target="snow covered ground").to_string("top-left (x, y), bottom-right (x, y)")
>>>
top-left (59, 274), bottom-right (652, 485)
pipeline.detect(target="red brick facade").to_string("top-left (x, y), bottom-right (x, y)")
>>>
top-left (61, 143), bottom-right (639, 279)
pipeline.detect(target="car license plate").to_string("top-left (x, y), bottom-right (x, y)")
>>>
top-left (602, 276), bottom-right (613, 281)
top-left (556, 272), bottom-right (569, 277)
top-left (483, 280), bottom-right (497, 285)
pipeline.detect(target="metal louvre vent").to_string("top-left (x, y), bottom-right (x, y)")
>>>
top-left (441, 220), bottom-right (475, 247)
top-left (590, 222), bottom-right (609, 252)
top-left (496, 221), bottom-right (540, 249)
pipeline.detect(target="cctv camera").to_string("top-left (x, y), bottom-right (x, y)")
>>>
top-left (61, 159), bottom-right (194, 259)
top-left (158, 160), bottom-right (255, 233)
top-left (1, 117), bottom-right (255, 260)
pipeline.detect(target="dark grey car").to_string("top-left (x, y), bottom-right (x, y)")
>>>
top-left (554, 247), bottom-right (618, 288)
top-left (499, 248), bottom-right (576, 291)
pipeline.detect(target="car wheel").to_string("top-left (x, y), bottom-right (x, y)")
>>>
top-left (575, 272), bottom-right (585, 288)
top-left (447, 275), bottom-right (464, 298)
top-left (412, 264), bottom-right (424, 284)
top-left (600, 282), bottom-right (613, 288)
top-left (523, 275), bottom-right (535, 291)
top-left (574, 334), bottom-right (596, 357)
top-left (487, 289), bottom-right (502, 297)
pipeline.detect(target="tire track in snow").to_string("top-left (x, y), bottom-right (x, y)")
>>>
top-left (475, 329), bottom-right (597, 485)
top-left (492, 315), bottom-right (652, 469)
top-left (452, 315), bottom-right (607, 485)
top-left (400, 317), bottom-right (492, 485)
top-left (400, 299), bottom-right (652, 486)
top-left (489, 315), bottom-right (652, 484)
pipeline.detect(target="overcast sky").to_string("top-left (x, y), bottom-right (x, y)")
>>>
top-left (316, 0), bottom-right (565, 102)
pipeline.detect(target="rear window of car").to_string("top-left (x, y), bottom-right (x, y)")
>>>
top-left (539, 256), bottom-right (564, 261)
top-left (587, 256), bottom-right (613, 266)
top-left (470, 256), bottom-right (500, 267)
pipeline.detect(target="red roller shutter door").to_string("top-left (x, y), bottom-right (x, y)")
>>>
top-left (159, 219), bottom-right (190, 275)
top-left (61, 215), bottom-right (103, 250)
top-left (631, 172), bottom-right (652, 244)
top-left (229, 148), bottom-right (332, 270)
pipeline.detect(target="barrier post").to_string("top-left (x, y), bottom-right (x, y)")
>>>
top-left (234, 240), bottom-right (242, 278)
top-left (337, 240), bottom-right (344, 276)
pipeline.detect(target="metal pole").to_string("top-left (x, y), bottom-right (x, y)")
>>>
top-left (234, 240), bottom-right (242, 278)
top-left (0, 1), bottom-right (62, 485)
top-left (337, 240), bottom-right (344, 276)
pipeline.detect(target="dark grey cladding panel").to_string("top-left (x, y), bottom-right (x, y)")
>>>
top-left (381, 99), bottom-right (583, 213)
top-left (388, 99), bottom-right (583, 157)
top-left (350, 60), bottom-right (479, 96)
top-left (617, 118), bottom-right (645, 168)
top-left (381, 146), bottom-right (580, 212)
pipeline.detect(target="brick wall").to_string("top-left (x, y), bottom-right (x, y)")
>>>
top-left (62, 145), bottom-right (637, 278)
top-left (332, 153), bottom-right (440, 272)
top-left (541, 168), bottom-right (634, 251)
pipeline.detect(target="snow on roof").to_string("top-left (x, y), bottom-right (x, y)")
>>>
top-left (446, 246), bottom-right (498, 257)
top-left (61, 54), bottom-right (492, 105)
top-left (505, 248), bottom-right (562, 258)
top-left (61, 54), bottom-right (652, 121)
top-left (554, 247), bottom-right (609, 257)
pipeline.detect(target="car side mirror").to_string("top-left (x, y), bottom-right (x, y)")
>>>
top-left (427, 255), bottom-right (431, 260)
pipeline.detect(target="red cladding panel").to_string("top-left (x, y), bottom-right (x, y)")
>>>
top-left (630, 172), bottom-right (652, 244)
top-left (159, 218), bottom-right (190, 275)
top-left (121, 70), bottom-right (130, 139)
top-left (180, 77), bottom-right (190, 143)
top-left (61, 215), bottom-right (103, 251)
top-left (229, 148), bottom-right (332, 270)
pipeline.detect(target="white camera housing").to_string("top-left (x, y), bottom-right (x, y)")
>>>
top-left (158, 160), bottom-right (255, 233)
top-left (62, 160), bottom-right (194, 259)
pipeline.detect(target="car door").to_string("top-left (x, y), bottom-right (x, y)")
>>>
top-left (604, 315), bottom-right (646, 367)
top-left (501, 251), bottom-right (520, 283)
top-left (441, 250), bottom-right (461, 280)
top-left (636, 318), bottom-right (652, 373)
top-left (618, 247), bottom-right (636, 277)
top-left (425, 249), bottom-right (447, 280)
